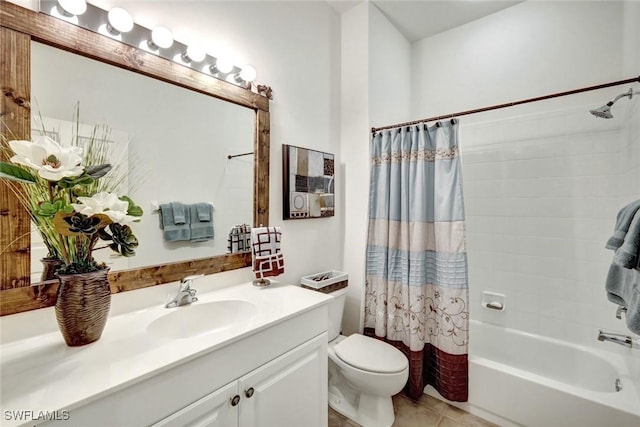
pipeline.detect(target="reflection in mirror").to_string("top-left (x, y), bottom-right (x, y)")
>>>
top-left (30, 42), bottom-right (255, 281)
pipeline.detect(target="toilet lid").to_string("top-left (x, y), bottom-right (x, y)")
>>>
top-left (334, 334), bottom-right (407, 374)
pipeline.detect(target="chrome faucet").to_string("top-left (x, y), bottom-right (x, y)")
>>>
top-left (597, 330), bottom-right (634, 348)
top-left (165, 274), bottom-right (202, 308)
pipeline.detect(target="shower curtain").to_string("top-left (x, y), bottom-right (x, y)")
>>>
top-left (364, 120), bottom-right (469, 402)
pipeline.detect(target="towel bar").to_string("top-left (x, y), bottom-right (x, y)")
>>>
top-left (150, 200), bottom-right (215, 213)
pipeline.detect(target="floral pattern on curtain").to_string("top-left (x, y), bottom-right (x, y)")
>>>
top-left (364, 120), bottom-right (469, 402)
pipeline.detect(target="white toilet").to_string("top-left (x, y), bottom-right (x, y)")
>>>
top-left (327, 286), bottom-right (409, 427)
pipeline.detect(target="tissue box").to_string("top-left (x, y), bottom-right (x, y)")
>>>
top-left (300, 270), bottom-right (348, 294)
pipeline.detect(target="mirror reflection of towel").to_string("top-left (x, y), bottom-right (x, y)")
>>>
top-left (190, 203), bottom-right (214, 242)
top-left (195, 203), bottom-right (212, 222)
top-left (228, 224), bottom-right (251, 253)
top-left (251, 226), bottom-right (284, 278)
top-left (159, 203), bottom-right (190, 241)
top-left (172, 202), bottom-right (187, 224)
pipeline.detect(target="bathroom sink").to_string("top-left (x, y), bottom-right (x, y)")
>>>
top-left (147, 300), bottom-right (257, 339)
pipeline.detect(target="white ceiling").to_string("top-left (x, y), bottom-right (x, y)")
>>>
top-left (329, 0), bottom-right (523, 42)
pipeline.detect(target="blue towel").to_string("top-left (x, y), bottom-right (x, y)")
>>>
top-left (195, 203), bottom-right (212, 222)
top-left (605, 263), bottom-right (640, 334)
top-left (189, 203), bottom-right (214, 242)
top-left (159, 203), bottom-right (191, 242)
top-left (613, 210), bottom-right (640, 269)
top-left (172, 202), bottom-right (187, 224)
top-left (606, 199), bottom-right (640, 250)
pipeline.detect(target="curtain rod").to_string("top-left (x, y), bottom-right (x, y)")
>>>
top-left (371, 75), bottom-right (640, 134)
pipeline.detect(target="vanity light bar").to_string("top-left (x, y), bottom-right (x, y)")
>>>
top-left (40, 1), bottom-right (256, 88)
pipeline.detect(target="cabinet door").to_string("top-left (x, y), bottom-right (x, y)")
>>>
top-left (151, 381), bottom-right (239, 427)
top-left (238, 333), bottom-right (327, 427)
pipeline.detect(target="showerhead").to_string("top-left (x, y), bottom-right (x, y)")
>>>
top-left (590, 88), bottom-right (635, 119)
top-left (589, 103), bottom-right (613, 119)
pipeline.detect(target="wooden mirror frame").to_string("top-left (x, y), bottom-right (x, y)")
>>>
top-left (0, 2), bottom-right (270, 316)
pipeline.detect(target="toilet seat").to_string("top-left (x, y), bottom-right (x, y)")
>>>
top-left (334, 334), bottom-right (407, 374)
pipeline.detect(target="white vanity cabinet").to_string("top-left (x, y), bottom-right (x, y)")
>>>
top-left (26, 285), bottom-right (331, 427)
top-left (154, 333), bottom-right (327, 427)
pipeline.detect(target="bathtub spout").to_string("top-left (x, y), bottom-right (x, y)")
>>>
top-left (597, 330), bottom-right (633, 348)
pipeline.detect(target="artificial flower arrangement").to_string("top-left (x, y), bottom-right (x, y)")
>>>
top-left (0, 114), bottom-right (142, 276)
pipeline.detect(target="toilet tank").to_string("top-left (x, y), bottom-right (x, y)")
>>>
top-left (327, 286), bottom-right (348, 341)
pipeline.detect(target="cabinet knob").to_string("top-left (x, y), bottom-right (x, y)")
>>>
top-left (231, 395), bottom-right (241, 406)
top-left (245, 387), bottom-right (255, 398)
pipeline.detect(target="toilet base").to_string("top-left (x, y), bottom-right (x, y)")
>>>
top-left (328, 373), bottom-right (395, 427)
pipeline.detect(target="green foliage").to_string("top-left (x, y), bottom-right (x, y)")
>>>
top-left (58, 259), bottom-right (106, 275)
top-left (57, 174), bottom-right (97, 189)
top-left (120, 195), bottom-right (144, 218)
top-left (62, 213), bottom-right (103, 235)
top-left (0, 162), bottom-right (37, 184)
top-left (85, 164), bottom-right (112, 179)
top-left (34, 199), bottom-right (74, 218)
top-left (99, 224), bottom-right (139, 257)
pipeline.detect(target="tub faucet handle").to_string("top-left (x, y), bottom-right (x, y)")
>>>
top-left (616, 305), bottom-right (627, 320)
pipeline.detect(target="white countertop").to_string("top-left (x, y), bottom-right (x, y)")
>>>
top-left (0, 277), bottom-right (331, 426)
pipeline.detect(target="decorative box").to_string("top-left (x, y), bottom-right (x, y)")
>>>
top-left (300, 270), bottom-right (348, 294)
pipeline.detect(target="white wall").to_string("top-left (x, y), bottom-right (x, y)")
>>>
top-left (409, 0), bottom-right (639, 353)
top-left (412, 1), bottom-right (624, 120)
top-left (340, 2), bottom-right (370, 335)
top-left (368, 4), bottom-right (412, 127)
top-left (339, 3), bottom-right (412, 335)
top-left (622, 0), bottom-right (640, 202)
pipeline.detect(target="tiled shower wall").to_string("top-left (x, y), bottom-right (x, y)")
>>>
top-left (626, 96), bottom-right (640, 201)
top-left (461, 100), bottom-right (638, 349)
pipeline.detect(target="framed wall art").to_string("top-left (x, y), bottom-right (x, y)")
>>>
top-left (282, 144), bottom-right (335, 220)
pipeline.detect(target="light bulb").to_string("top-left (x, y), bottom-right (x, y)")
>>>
top-left (183, 45), bottom-right (206, 63)
top-left (239, 65), bottom-right (257, 83)
top-left (107, 8), bottom-right (133, 34)
top-left (58, 0), bottom-right (87, 16)
top-left (150, 26), bottom-right (173, 49)
top-left (215, 57), bottom-right (234, 74)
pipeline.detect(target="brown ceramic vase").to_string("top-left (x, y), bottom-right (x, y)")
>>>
top-left (54, 268), bottom-right (111, 347)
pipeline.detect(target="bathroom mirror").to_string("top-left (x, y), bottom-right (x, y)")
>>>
top-left (0, 2), bottom-right (270, 315)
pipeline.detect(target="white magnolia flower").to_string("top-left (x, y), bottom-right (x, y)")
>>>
top-left (9, 136), bottom-right (84, 181)
top-left (71, 191), bottom-right (136, 224)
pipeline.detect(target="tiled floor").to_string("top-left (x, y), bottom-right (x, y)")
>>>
top-left (328, 393), bottom-right (500, 427)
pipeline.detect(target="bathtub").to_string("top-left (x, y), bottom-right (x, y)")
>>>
top-left (427, 321), bottom-right (640, 427)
